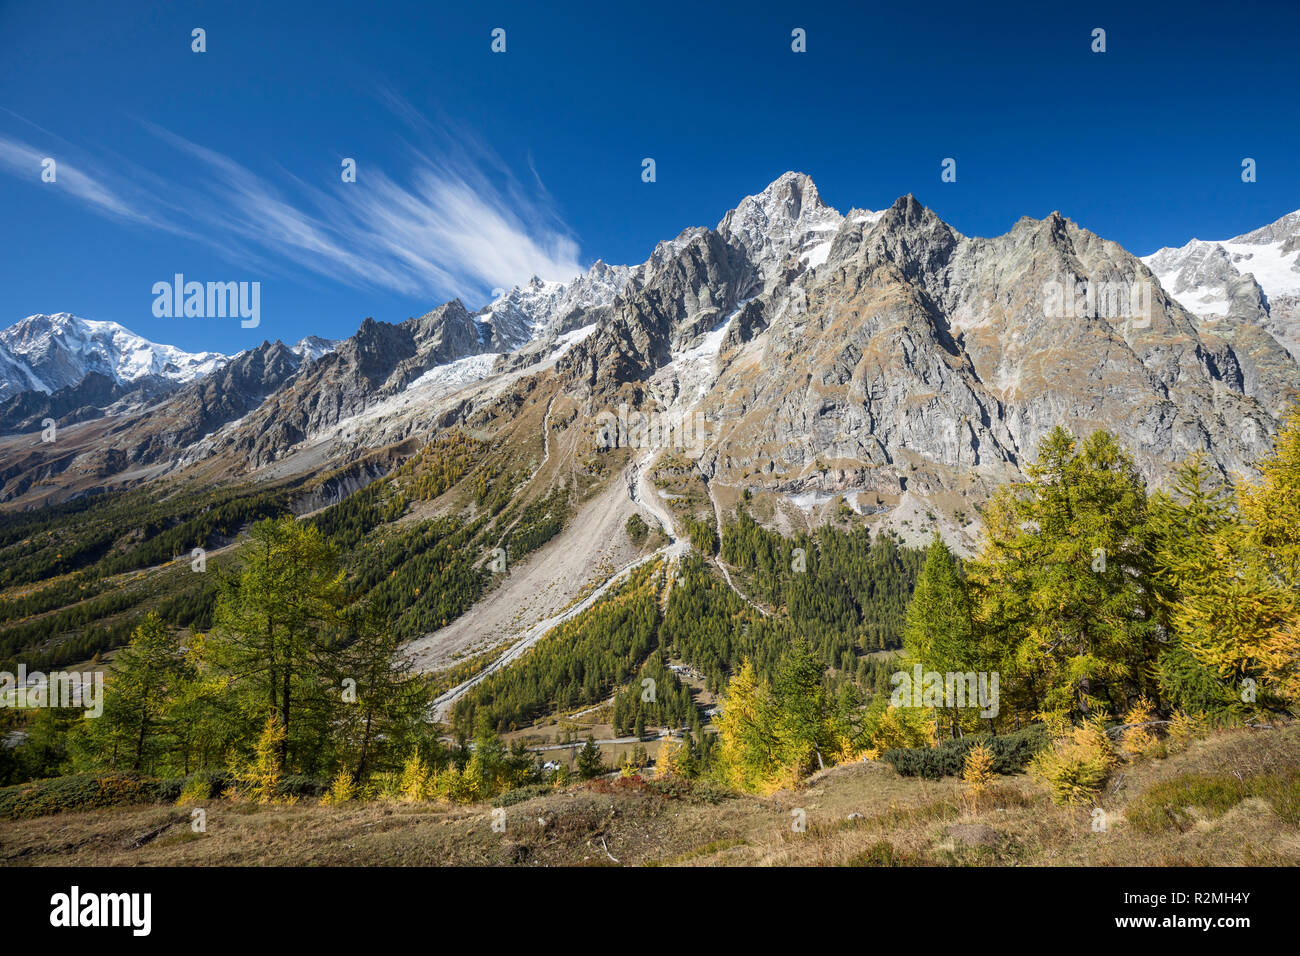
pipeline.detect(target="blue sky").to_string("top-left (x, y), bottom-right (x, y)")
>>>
top-left (1, 0), bottom-right (1297, 356)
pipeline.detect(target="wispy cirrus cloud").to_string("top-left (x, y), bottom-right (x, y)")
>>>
top-left (0, 104), bottom-right (584, 306)
top-left (0, 133), bottom-right (149, 223)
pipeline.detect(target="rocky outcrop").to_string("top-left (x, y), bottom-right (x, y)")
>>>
top-left (543, 183), bottom-right (1300, 521)
top-left (5, 173), bottom-right (1299, 525)
top-left (0, 371), bottom-right (125, 434)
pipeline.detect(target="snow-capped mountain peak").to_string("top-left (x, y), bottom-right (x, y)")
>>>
top-left (0, 312), bottom-right (228, 400)
top-left (478, 260), bottom-right (634, 349)
top-left (1144, 210), bottom-right (1300, 303)
top-left (290, 335), bottom-right (338, 363)
top-left (1143, 209), bottom-right (1300, 359)
top-left (1143, 239), bottom-right (1242, 316)
top-left (717, 171), bottom-right (849, 277)
top-left (1233, 209), bottom-right (1300, 248)
top-left (471, 173), bottom-right (854, 355)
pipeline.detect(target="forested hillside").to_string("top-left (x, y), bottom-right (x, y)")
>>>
top-left (3, 408), bottom-right (1298, 839)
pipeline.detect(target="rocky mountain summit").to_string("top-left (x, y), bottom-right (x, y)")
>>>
top-left (4, 175), bottom-right (1299, 555)
top-left (0, 312), bottom-right (227, 400)
top-left (1144, 209), bottom-right (1300, 362)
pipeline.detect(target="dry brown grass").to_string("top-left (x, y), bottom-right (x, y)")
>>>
top-left (3, 724), bottom-right (1297, 867)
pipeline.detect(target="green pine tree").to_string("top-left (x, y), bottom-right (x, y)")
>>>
top-left (84, 613), bottom-right (191, 773)
top-left (968, 428), bottom-right (1157, 723)
top-left (903, 534), bottom-right (979, 736)
top-left (576, 736), bottom-right (605, 779)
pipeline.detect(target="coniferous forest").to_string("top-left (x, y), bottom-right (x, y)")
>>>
top-left (2, 410), bottom-right (1299, 863)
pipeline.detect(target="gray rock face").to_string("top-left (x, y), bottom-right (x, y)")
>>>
top-left (210, 300), bottom-right (504, 466)
top-left (132, 340), bottom-right (304, 463)
top-left (546, 181), bottom-right (1300, 552)
top-left (558, 229), bottom-right (750, 396)
top-left (213, 317), bottom-right (421, 466)
top-left (0, 371), bottom-right (125, 434)
top-left (405, 300), bottom-right (484, 369)
top-left (6, 173), bottom-right (1300, 529)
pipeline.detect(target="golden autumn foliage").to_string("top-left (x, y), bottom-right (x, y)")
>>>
top-left (232, 713), bottom-right (287, 805)
top-left (962, 741), bottom-right (995, 812)
top-left (1153, 407), bottom-right (1300, 712)
top-left (1029, 715), bottom-right (1118, 805)
top-left (1166, 710), bottom-right (1205, 755)
top-left (655, 735), bottom-right (682, 780)
top-left (398, 752), bottom-right (435, 802)
top-left (1119, 698), bottom-right (1160, 760)
top-left (321, 770), bottom-right (358, 805)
